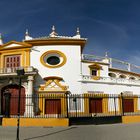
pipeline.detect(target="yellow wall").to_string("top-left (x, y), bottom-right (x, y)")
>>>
top-left (2, 118), bottom-right (69, 126)
top-left (0, 48), bottom-right (30, 68)
top-left (122, 116), bottom-right (140, 124)
top-left (38, 93), bottom-right (67, 117)
top-left (119, 96), bottom-right (138, 114)
top-left (83, 93), bottom-right (108, 115)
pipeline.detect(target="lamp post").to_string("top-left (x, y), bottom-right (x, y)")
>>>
top-left (16, 68), bottom-right (25, 140)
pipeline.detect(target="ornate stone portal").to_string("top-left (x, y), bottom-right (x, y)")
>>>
top-left (38, 76), bottom-right (68, 116)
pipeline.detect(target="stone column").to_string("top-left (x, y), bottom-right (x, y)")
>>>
top-left (137, 97), bottom-right (140, 110)
top-left (24, 76), bottom-right (34, 117)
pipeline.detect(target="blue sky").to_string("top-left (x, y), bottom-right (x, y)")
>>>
top-left (1, 0), bottom-right (140, 65)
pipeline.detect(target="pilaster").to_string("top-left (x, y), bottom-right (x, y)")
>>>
top-left (24, 75), bottom-right (34, 117)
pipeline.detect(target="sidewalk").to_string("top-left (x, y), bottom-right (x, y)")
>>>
top-left (0, 126), bottom-right (77, 140)
top-left (1, 123), bottom-right (140, 140)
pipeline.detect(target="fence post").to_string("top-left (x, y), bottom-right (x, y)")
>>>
top-left (65, 91), bottom-right (69, 118)
top-left (73, 97), bottom-right (77, 117)
top-left (94, 95), bottom-right (97, 116)
top-left (4, 90), bottom-right (11, 118)
top-left (0, 91), bottom-right (1, 116)
top-left (121, 93), bottom-right (124, 116)
top-left (114, 96), bottom-right (117, 116)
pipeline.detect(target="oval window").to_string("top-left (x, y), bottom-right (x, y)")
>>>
top-left (40, 50), bottom-right (67, 68)
top-left (46, 56), bottom-right (60, 65)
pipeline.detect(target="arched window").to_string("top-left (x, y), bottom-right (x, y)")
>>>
top-left (129, 77), bottom-right (135, 80)
top-left (119, 74), bottom-right (126, 79)
top-left (89, 63), bottom-right (102, 77)
top-left (108, 73), bottom-right (116, 78)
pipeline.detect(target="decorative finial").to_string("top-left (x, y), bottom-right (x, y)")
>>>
top-left (52, 25), bottom-right (55, 32)
top-left (76, 27), bottom-right (80, 35)
top-left (0, 33), bottom-right (3, 45)
top-left (73, 27), bottom-right (81, 38)
top-left (102, 51), bottom-right (109, 63)
top-left (24, 29), bottom-right (33, 40)
top-left (25, 29), bottom-right (29, 36)
top-left (105, 52), bottom-right (108, 58)
top-left (49, 25), bottom-right (58, 37)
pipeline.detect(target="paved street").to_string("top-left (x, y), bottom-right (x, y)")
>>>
top-left (1, 123), bottom-right (140, 140)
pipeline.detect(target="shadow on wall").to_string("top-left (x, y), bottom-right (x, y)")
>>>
top-left (0, 117), bottom-right (2, 125)
top-left (34, 74), bottom-right (45, 90)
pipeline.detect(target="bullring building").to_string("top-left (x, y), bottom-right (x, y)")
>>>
top-left (0, 26), bottom-right (140, 126)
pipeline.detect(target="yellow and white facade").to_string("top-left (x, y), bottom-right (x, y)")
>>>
top-left (1, 26), bottom-right (140, 125)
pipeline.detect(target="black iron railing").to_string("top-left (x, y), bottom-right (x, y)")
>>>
top-left (1, 94), bottom-right (140, 118)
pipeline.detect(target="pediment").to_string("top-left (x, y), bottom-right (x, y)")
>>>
top-left (39, 76), bottom-right (68, 92)
top-left (88, 63), bottom-right (102, 70)
top-left (0, 41), bottom-right (32, 50)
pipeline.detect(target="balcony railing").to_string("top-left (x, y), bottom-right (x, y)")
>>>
top-left (0, 66), bottom-right (37, 75)
top-left (80, 75), bottom-right (140, 86)
top-left (82, 54), bottom-right (140, 74)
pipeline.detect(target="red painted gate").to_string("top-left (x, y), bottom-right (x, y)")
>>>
top-left (45, 99), bottom-right (61, 114)
top-left (123, 99), bottom-right (134, 113)
top-left (1, 85), bottom-right (25, 115)
top-left (89, 98), bottom-right (103, 113)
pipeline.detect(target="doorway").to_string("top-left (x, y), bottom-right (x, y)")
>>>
top-left (123, 98), bottom-right (134, 113)
top-left (89, 98), bottom-right (103, 113)
top-left (45, 99), bottom-right (61, 114)
top-left (1, 84), bottom-right (25, 115)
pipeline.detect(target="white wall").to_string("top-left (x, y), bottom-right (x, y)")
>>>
top-left (30, 45), bottom-right (82, 94)
top-left (81, 82), bottom-right (140, 95)
top-left (30, 44), bottom-right (140, 96)
top-left (81, 62), bottom-right (109, 77)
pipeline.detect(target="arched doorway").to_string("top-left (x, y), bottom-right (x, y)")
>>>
top-left (1, 84), bottom-right (25, 115)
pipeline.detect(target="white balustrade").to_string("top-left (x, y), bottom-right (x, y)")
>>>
top-left (81, 75), bottom-right (140, 86)
top-left (0, 66), bottom-right (35, 75)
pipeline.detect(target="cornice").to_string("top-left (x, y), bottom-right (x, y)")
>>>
top-left (24, 38), bottom-right (87, 48)
top-left (82, 60), bottom-right (109, 65)
top-left (0, 41), bottom-right (32, 51)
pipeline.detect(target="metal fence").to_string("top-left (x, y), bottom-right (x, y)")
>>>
top-left (1, 93), bottom-right (140, 118)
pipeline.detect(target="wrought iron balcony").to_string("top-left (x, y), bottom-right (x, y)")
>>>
top-left (80, 75), bottom-right (140, 86)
